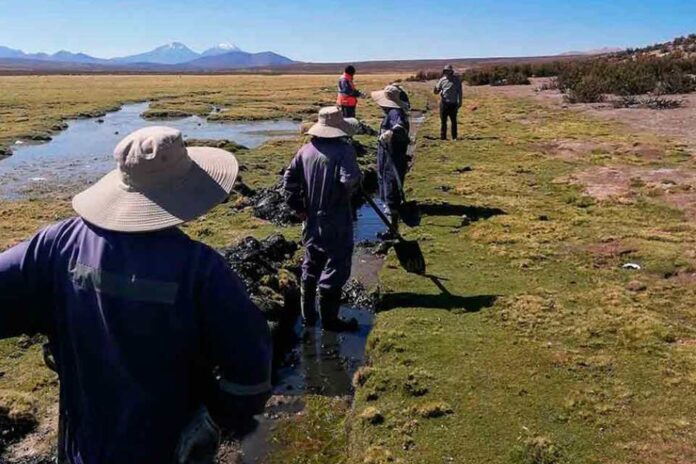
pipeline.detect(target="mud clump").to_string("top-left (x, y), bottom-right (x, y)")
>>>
top-left (0, 407), bottom-right (38, 457)
top-left (220, 234), bottom-right (301, 338)
top-left (252, 184), bottom-right (302, 226)
top-left (231, 180), bottom-right (301, 227)
top-left (342, 279), bottom-right (377, 310)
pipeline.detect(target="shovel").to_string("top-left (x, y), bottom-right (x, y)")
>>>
top-left (361, 192), bottom-right (426, 275)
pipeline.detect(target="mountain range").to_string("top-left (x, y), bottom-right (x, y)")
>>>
top-left (0, 42), bottom-right (294, 69)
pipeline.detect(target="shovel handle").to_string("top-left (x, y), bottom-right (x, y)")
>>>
top-left (360, 190), bottom-right (404, 242)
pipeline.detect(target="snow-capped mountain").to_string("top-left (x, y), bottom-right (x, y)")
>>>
top-left (201, 43), bottom-right (244, 56)
top-left (0, 42), bottom-right (295, 70)
top-left (112, 42), bottom-right (201, 65)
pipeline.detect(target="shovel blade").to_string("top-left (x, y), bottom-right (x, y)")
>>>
top-left (394, 240), bottom-right (426, 275)
top-left (399, 201), bottom-right (421, 227)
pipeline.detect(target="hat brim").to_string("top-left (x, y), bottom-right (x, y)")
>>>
top-left (370, 90), bottom-right (408, 109)
top-left (72, 147), bottom-right (239, 233)
top-left (306, 122), bottom-right (351, 138)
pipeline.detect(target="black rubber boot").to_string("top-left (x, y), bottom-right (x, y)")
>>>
top-left (319, 288), bottom-right (358, 332)
top-left (301, 279), bottom-right (319, 327)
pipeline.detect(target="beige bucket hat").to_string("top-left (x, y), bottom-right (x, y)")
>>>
top-left (306, 106), bottom-right (355, 138)
top-left (72, 126), bottom-right (239, 233)
top-left (371, 84), bottom-right (409, 110)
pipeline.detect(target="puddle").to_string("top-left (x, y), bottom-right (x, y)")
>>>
top-left (0, 102), bottom-right (298, 199)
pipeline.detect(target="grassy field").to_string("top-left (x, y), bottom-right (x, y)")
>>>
top-left (349, 88), bottom-right (696, 463)
top-left (0, 74), bottom-right (401, 153)
top-left (1, 74), bottom-right (695, 463)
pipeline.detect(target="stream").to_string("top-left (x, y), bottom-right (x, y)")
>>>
top-left (0, 102), bottom-right (298, 199)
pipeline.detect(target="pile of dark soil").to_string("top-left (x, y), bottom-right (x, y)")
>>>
top-left (252, 184), bottom-right (302, 226)
top-left (0, 408), bottom-right (37, 458)
top-left (231, 180), bottom-right (302, 227)
top-left (220, 234), bottom-right (301, 334)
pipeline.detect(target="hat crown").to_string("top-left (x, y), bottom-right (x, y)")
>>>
top-left (318, 107), bottom-right (344, 128)
top-left (384, 85), bottom-right (402, 101)
top-left (114, 126), bottom-right (192, 189)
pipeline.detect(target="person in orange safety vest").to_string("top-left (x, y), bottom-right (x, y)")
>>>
top-left (336, 65), bottom-right (364, 118)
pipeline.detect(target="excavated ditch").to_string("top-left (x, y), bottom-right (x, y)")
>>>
top-left (229, 112), bottom-right (425, 464)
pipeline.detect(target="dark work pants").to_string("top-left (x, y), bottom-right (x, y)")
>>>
top-left (340, 105), bottom-right (356, 118)
top-left (302, 243), bottom-right (353, 291)
top-left (440, 102), bottom-right (459, 140)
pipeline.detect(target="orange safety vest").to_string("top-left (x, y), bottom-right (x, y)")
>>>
top-left (337, 73), bottom-right (358, 107)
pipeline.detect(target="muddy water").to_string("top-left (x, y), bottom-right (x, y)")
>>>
top-left (0, 102), bottom-right (298, 199)
top-left (239, 202), bottom-right (385, 464)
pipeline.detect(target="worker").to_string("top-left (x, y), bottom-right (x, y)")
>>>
top-left (0, 127), bottom-right (272, 464)
top-left (283, 107), bottom-right (362, 332)
top-left (371, 84), bottom-right (411, 232)
top-left (434, 64), bottom-right (463, 140)
top-left (337, 65), bottom-right (364, 118)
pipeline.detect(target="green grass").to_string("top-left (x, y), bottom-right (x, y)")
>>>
top-left (349, 89), bottom-right (696, 463)
top-left (264, 396), bottom-right (351, 464)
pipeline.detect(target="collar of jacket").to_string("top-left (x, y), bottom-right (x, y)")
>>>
top-left (342, 72), bottom-right (354, 81)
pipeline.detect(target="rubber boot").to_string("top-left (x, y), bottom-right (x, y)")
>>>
top-left (301, 279), bottom-right (319, 327)
top-left (319, 288), bottom-right (358, 332)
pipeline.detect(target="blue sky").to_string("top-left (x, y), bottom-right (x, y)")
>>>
top-left (0, 0), bottom-right (694, 61)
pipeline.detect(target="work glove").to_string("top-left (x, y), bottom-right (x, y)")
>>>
top-left (175, 407), bottom-right (220, 464)
top-left (379, 130), bottom-right (394, 145)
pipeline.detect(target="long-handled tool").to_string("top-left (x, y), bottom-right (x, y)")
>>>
top-left (361, 191), bottom-right (426, 275)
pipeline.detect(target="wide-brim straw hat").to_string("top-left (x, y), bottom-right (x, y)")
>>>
top-left (73, 126), bottom-right (239, 233)
top-left (307, 106), bottom-right (355, 138)
top-left (371, 85), bottom-right (409, 110)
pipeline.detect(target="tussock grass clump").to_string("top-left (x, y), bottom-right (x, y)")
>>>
top-left (410, 401), bottom-right (453, 419)
top-left (511, 435), bottom-right (565, 464)
top-left (359, 407), bottom-right (385, 425)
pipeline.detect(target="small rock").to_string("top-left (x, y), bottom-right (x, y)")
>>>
top-left (96, 118), bottom-right (105, 124)
top-left (460, 214), bottom-right (471, 226)
top-left (455, 166), bottom-right (472, 173)
top-left (622, 263), bottom-right (641, 270)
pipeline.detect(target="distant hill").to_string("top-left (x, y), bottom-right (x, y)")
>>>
top-left (560, 47), bottom-right (624, 56)
top-left (0, 45), bottom-right (106, 64)
top-left (112, 42), bottom-right (200, 65)
top-left (186, 50), bottom-right (294, 70)
top-left (0, 45), bottom-right (25, 59)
